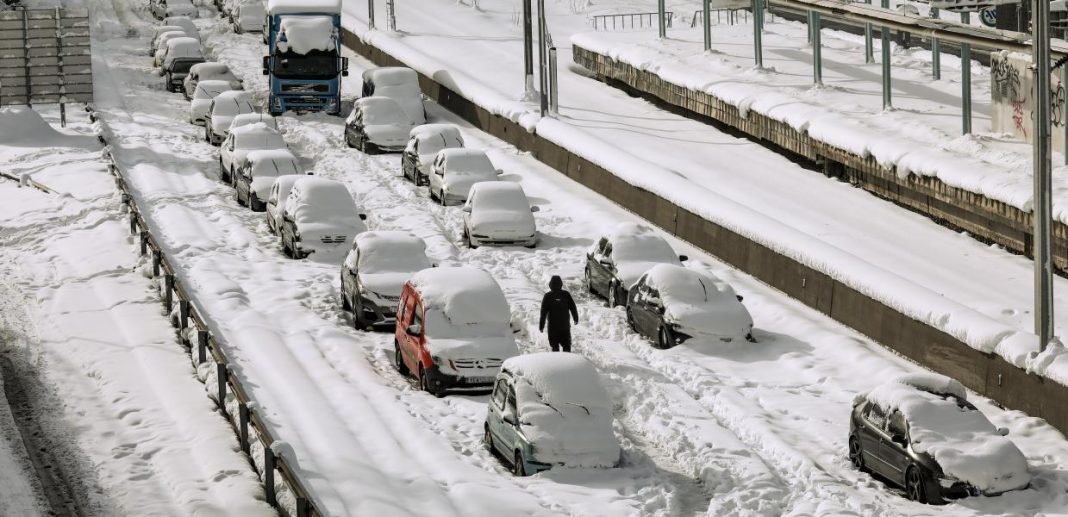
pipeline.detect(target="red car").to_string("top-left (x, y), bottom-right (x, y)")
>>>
top-left (394, 267), bottom-right (519, 397)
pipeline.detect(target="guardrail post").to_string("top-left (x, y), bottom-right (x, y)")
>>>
top-left (703, 0), bottom-right (711, 51)
top-left (139, 231), bottom-right (149, 256)
top-left (178, 300), bottom-right (190, 331)
top-left (367, 0), bottom-right (374, 29)
top-left (263, 446), bottom-right (277, 507)
top-left (386, 0), bottom-right (396, 31)
top-left (163, 274), bottom-right (174, 314)
top-left (548, 46), bottom-right (559, 116)
top-left (297, 497), bottom-right (311, 517)
top-left (197, 329), bottom-right (208, 364)
top-left (880, 0), bottom-right (891, 110)
top-left (238, 403), bottom-right (250, 454)
top-left (931, 7), bottom-right (941, 80)
top-left (217, 363), bottom-right (228, 413)
top-left (810, 11), bottom-right (822, 86)
top-left (129, 214), bottom-right (137, 235)
top-left (658, 0), bottom-right (666, 38)
top-left (152, 250), bottom-right (161, 278)
top-left (752, 0), bottom-right (763, 67)
top-left (961, 43), bottom-right (971, 134)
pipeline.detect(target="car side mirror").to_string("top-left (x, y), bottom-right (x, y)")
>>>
top-left (496, 168), bottom-right (504, 176)
top-left (736, 295), bottom-right (744, 302)
top-left (405, 323), bottom-right (422, 336)
top-left (997, 427), bottom-right (1009, 436)
top-left (262, 56), bottom-right (269, 75)
top-left (647, 296), bottom-right (663, 307)
top-left (502, 409), bottom-right (517, 426)
top-left (679, 254), bottom-right (689, 262)
top-left (461, 206), bottom-right (472, 213)
top-left (358, 213), bottom-right (368, 220)
top-left (530, 206), bottom-right (539, 213)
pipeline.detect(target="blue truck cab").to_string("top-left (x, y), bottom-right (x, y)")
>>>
top-left (263, 0), bottom-right (348, 115)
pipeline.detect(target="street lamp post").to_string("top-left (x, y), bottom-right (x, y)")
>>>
top-left (1034, 0), bottom-right (1055, 351)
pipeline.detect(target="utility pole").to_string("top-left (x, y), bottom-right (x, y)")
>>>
top-left (537, 0), bottom-right (547, 116)
top-left (1034, 0), bottom-right (1055, 351)
top-left (523, 0), bottom-right (535, 99)
top-left (658, 0), bottom-right (667, 38)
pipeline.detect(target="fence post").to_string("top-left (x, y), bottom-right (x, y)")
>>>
top-left (297, 497), bottom-right (312, 517)
top-left (264, 446), bottom-right (277, 507)
top-left (179, 300), bottom-right (190, 331)
top-left (931, 7), bottom-right (941, 79)
top-left (880, 0), bottom-right (891, 109)
top-left (163, 274), bottom-right (174, 314)
top-left (752, 0), bottom-right (763, 67)
top-left (129, 214), bottom-right (137, 235)
top-left (386, 0), bottom-right (396, 31)
top-left (139, 231), bottom-right (149, 256)
top-left (962, 43), bottom-right (972, 134)
top-left (658, 0), bottom-right (667, 38)
top-left (367, 0), bottom-right (374, 29)
top-left (217, 363), bottom-right (228, 413)
top-left (152, 250), bottom-right (161, 278)
top-left (197, 329), bottom-right (208, 364)
top-left (548, 46), bottom-right (559, 116)
top-left (703, 0), bottom-right (711, 51)
top-left (811, 11), bottom-right (822, 86)
top-left (239, 403), bottom-right (250, 454)
top-left (864, 0), bottom-right (874, 64)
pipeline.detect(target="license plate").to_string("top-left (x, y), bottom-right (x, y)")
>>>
top-left (464, 376), bottom-right (495, 385)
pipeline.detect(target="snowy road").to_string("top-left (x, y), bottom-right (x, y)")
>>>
top-left (72, 0), bottom-right (1068, 515)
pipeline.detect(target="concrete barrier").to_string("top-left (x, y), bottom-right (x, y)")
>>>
top-left (340, 29), bottom-right (1068, 438)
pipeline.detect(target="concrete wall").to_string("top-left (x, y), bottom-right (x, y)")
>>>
top-left (341, 29), bottom-right (1068, 437)
top-left (990, 51), bottom-right (1068, 155)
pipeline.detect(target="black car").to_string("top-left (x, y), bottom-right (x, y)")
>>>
top-left (401, 124), bottom-right (464, 185)
top-left (849, 376), bottom-right (1030, 504)
top-left (340, 231), bottom-right (431, 330)
top-left (343, 97), bottom-right (411, 154)
top-left (585, 222), bottom-right (686, 307)
top-left (164, 57), bottom-right (204, 93)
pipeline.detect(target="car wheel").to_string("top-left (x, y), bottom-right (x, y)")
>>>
top-left (607, 282), bottom-right (619, 308)
top-left (585, 267), bottom-right (595, 295)
top-left (394, 340), bottom-right (409, 376)
top-left (483, 424), bottom-right (494, 453)
top-left (341, 284), bottom-right (351, 311)
top-left (229, 168), bottom-right (236, 187)
top-left (236, 189), bottom-right (246, 206)
top-left (626, 308), bottom-right (638, 332)
top-left (281, 237), bottom-right (292, 258)
top-left (419, 366), bottom-right (442, 397)
top-left (658, 326), bottom-right (674, 349)
top-left (513, 450), bottom-right (527, 476)
top-left (848, 436), bottom-right (868, 473)
top-left (352, 301), bottom-right (367, 331)
top-left (439, 190), bottom-right (447, 207)
top-left (906, 466), bottom-right (928, 504)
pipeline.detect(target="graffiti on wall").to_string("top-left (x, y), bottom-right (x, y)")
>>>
top-left (991, 52), bottom-right (1068, 148)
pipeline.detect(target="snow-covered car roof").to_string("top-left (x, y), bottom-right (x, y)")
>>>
top-left (286, 177), bottom-right (359, 224)
top-left (438, 148), bottom-right (495, 173)
top-left (246, 149), bottom-right (300, 175)
top-left (504, 353), bottom-right (611, 411)
top-left (468, 181), bottom-right (529, 209)
top-left (863, 374), bottom-right (1031, 494)
top-left (155, 30), bottom-right (188, 48)
top-left (276, 16), bottom-right (336, 54)
top-left (408, 267), bottom-right (510, 326)
top-left (210, 91), bottom-right (255, 119)
top-left (266, 0), bottom-right (341, 15)
top-left (643, 263), bottom-right (736, 304)
top-left (231, 123), bottom-right (286, 149)
top-left (352, 97), bottom-right (409, 125)
top-left (152, 25), bottom-right (185, 38)
top-left (163, 37), bottom-right (202, 59)
top-left (230, 113), bottom-right (278, 132)
top-left (363, 67), bottom-right (419, 87)
top-left (411, 124), bottom-right (463, 156)
top-left (641, 264), bottom-right (753, 341)
top-left (599, 222), bottom-right (680, 264)
top-left (190, 62), bottom-right (234, 78)
top-left (352, 231), bottom-right (430, 274)
top-left (409, 123), bottom-right (461, 139)
top-left (193, 80), bottom-right (233, 99)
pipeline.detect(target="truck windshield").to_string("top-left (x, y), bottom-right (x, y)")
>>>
top-left (272, 50), bottom-right (338, 80)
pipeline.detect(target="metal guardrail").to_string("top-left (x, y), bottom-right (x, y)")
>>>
top-left (91, 113), bottom-right (322, 517)
top-left (691, 8), bottom-right (750, 26)
top-left (589, 11), bottom-right (673, 31)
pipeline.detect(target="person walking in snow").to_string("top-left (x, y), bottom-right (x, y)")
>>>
top-left (539, 275), bottom-right (578, 352)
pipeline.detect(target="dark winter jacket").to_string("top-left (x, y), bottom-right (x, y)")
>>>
top-left (540, 276), bottom-right (578, 335)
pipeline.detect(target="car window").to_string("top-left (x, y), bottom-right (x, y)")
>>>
top-left (888, 411), bottom-right (907, 439)
top-left (595, 237), bottom-right (608, 256)
top-left (492, 379), bottom-right (507, 409)
top-left (268, 184), bottom-right (278, 204)
top-left (865, 402), bottom-right (888, 430)
top-left (412, 302), bottom-right (423, 330)
top-left (397, 293), bottom-right (408, 320)
top-left (603, 242), bottom-right (613, 259)
top-left (506, 386), bottom-right (517, 418)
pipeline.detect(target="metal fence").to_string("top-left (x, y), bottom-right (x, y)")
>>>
top-left (589, 11), bottom-right (673, 31)
top-left (0, 8), bottom-right (92, 108)
top-left (691, 8), bottom-right (750, 26)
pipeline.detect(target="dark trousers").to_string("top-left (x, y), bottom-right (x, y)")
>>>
top-left (548, 331), bottom-right (571, 352)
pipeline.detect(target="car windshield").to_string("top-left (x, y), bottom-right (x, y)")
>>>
top-left (447, 153), bottom-right (494, 174)
top-left (423, 308), bottom-right (509, 339)
top-left (419, 133), bottom-right (461, 156)
top-left (235, 132), bottom-right (286, 150)
top-left (363, 104), bottom-right (407, 125)
top-left (171, 60), bottom-right (198, 74)
top-left (474, 189), bottom-right (526, 211)
top-left (272, 49), bottom-right (338, 79)
top-left (359, 244), bottom-right (430, 274)
top-left (215, 98), bottom-right (254, 117)
top-left (614, 234), bottom-right (678, 263)
top-left (195, 84), bottom-right (227, 100)
top-left (254, 158), bottom-right (299, 177)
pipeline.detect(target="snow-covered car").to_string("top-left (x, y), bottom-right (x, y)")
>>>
top-left (279, 177), bottom-right (368, 259)
top-left (849, 374), bottom-right (1031, 504)
top-left (461, 182), bottom-right (538, 248)
top-left (160, 39), bottom-right (204, 93)
top-left (183, 62), bottom-right (242, 100)
top-left (485, 353), bottom-right (621, 476)
top-left (152, 31), bottom-right (189, 67)
top-left (428, 148), bottom-right (499, 206)
top-left (204, 90), bottom-right (256, 146)
top-left (231, 2), bottom-right (265, 33)
top-left (188, 80), bottom-right (234, 126)
top-left (361, 67), bottom-right (426, 124)
top-left (229, 113), bottom-right (278, 134)
top-left (219, 123), bottom-right (287, 184)
top-left (340, 231), bottom-right (432, 331)
top-left (626, 264), bottom-right (753, 348)
top-left (343, 97), bottom-right (413, 154)
top-left (151, 0), bottom-right (198, 19)
top-left (394, 267), bottom-right (520, 397)
top-left (235, 149), bottom-right (302, 211)
top-left (586, 222), bottom-right (688, 307)
top-left (401, 124), bottom-right (463, 185)
top-left (161, 16), bottom-right (199, 39)
top-left (149, 26), bottom-right (193, 56)
top-left (266, 174), bottom-right (303, 234)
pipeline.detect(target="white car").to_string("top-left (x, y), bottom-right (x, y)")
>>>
top-left (266, 174), bottom-right (303, 234)
top-left (279, 177), bottom-right (368, 259)
top-left (485, 353), bottom-right (621, 476)
top-left (339, 231), bottom-right (432, 330)
top-left (231, 3), bottom-right (265, 33)
top-left (151, 0), bottom-right (198, 19)
top-left (361, 67), bottom-right (426, 124)
top-left (625, 264), bottom-right (754, 348)
top-left (461, 182), bottom-right (538, 248)
top-left (219, 123), bottom-right (287, 184)
top-left (428, 148), bottom-right (499, 206)
top-left (149, 25), bottom-right (193, 56)
top-left (153, 31), bottom-right (188, 67)
top-left (343, 97), bottom-right (413, 153)
top-left (229, 113), bottom-right (279, 133)
top-left (162, 16), bottom-right (199, 38)
top-left (188, 80), bottom-right (234, 126)
top-left (235, 149), bottom-right (303, 211)
top-left (401, 124), bottom-right (463, 185)
top-left (205, 90), bottom-right (256, 146)
top-left (183, 62), bottom-right (242, 100)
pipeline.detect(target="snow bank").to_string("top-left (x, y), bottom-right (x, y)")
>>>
top-left (865, 374), bottom-right (1031, 493)
top-left (505, 353), bottom-right (621, 467)
top-left (0, 107), bottom-right (88, 148)
top-left (267, 0), bottom-right (341, 15)
top-left (277, 16), bottom-right (336, 54)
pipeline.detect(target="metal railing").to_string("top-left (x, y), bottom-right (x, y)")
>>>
top-left (691, 8), bottom-right (750, 26)
top-left (92, 113), bottom-right (323, 517)
top-left (589, 11), bottom-right (673, 31)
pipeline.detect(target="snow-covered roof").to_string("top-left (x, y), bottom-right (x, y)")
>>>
top-left (231, 123), bottom-right (286, 149)
top-left (409, 267), bottom-right (509, 325)
top-left (469, 181), bottom-right (527, 210)
top-left (364, 67), bottom-right (419, 87)
top-left (644, 263), bottom-right (731, 303)
top-left (353, 231), bottom-right (430, 274)
top-left (246, 149), bottom-right (299, 175)
top-left (410, 123), bottom-right (460, 139)
top-left (602, 222), bottom-right (679, 263)
top-left (287, 177), bottom-right (358, 224)
top-left (190, 62), bottom-right (232, 76)
top-left (863, 374), bottom-right (1031, 493)
top-left (230, 113), bottom-right (278, 132)
top-left (276, 16), bottom-right (336, 54)
top-left (194, 80), bottom-right (233, 98)
top-left (505, 353), bottom-right (611, 411)
top-left (353, 97), bottom-right (408, 125)
top-left (266, 0), bottom-right (340, 15)
top-left (440, 148), bottom-right (495, 173)
top-left (163, 37), bottom-right (202, 58)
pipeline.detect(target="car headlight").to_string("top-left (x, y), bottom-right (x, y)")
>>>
top-left (325, 98), bottom-right (338, 110)
top-left (272, 98), bottom-right (282, 111)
